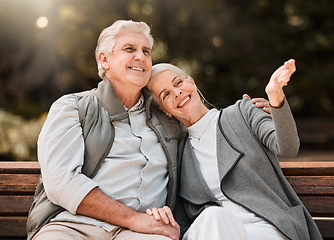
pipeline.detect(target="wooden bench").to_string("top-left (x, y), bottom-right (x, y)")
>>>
top-left (0, 161), bottom-right (40, 239)
top-left (280, 161), bottom-right (334, 240)
top-left (0, 161), bottom-right (333, 239)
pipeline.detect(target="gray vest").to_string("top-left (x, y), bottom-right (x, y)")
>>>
top-left (26, 78), bottom-right (181, 240)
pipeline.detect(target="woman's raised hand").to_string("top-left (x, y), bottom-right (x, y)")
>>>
top-left (265, 59), bottom-right (296, 107)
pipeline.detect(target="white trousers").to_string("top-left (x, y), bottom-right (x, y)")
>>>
top-left (183, 206), bottom-right (288, 240)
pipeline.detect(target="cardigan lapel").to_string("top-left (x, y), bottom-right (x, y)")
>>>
top-left (216, 109), bottom-right (244, 180)
top-left (179, 109), bottom-right (244, 204)
top-left (179, 138), bottom-right (217, 204)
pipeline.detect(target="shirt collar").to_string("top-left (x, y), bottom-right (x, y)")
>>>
top-left (125, 94), bottom-right (145, 112)
top-left (187, 109), bottom-right (218, 139)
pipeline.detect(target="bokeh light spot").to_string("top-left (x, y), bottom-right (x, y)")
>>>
top-left (36, 16), bottom-right (49, 29)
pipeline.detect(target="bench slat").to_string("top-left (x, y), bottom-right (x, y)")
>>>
top-left (0, 195), bottom-right (34, 216)
top-left (0, 218), bottom-right (27, 238)
top-left (314, 218), bottom-right (334, 240)
top-left (285, 176), bottom-right (334, 195)
top-left (0, 174), bottom-right (40, 194)
top-left (280, 161), bottom-right (334, 176)
top-left (0, 162), bottom-right (40, 174)
top-left (299, 196), bottom-right (334, 217)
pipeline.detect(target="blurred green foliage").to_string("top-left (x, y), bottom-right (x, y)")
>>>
top-left (1, 0), bottom-right (334, 118)
top-left (0, 0), bottom-right (333, 160)
top-left (0, 109), bottom-right (46, 161)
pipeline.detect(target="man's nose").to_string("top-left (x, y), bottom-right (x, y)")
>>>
top-left (134, 50), bottom-right (145, 61)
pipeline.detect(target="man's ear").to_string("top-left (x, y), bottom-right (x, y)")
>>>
top-left (98, 52), bottom-right (109, 70)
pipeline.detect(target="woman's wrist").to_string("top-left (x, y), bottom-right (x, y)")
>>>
top-left (266, 89), bottom-right (285, 108)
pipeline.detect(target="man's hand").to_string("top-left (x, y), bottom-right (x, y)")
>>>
top-left (243, 94), bottom-right (271, 114)
top-left (77, 188), bottom-right (179, 239)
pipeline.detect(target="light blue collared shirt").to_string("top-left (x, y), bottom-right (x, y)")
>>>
top-left (45, 94), bottom-right (168, 231)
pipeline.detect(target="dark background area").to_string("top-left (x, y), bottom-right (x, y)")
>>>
top-left (0, 0), bottom-right (333, 160)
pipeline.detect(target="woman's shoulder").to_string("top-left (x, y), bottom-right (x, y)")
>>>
top-left (219, 98), bottom-right (270, 129)
top-left (220, 98), bottom-right (256, 117)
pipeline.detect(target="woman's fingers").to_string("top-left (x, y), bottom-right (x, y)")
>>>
top-left (151, 208), bottom-right (162, 221)
top-left (277, 59), bottom-right (296, 85)
top-left (146, 206), bottom-right (177, 226)
top-left (161, 206), bottom-right (177, 226)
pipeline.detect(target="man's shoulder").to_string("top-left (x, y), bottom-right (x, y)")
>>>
top-left (73, 88), bottom-right (97, 98)
top-left (71, 86), bottom-right (104, 108)
top-left (51, 87), bottom-right (98, 107)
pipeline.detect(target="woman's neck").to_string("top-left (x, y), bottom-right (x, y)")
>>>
top-left (180, 105), bottom-right (210, 127)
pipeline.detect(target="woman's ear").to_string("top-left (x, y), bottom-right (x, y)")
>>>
top-left (163, 110), bottom-right (172, 118)
top-left (187, 76), bottom-right (197, 89)
top-left (98, 52), bottom-right (109, 70)
top-left (187, 76), bottom-right (195, 83)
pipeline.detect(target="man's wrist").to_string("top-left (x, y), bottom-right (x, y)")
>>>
top-left (122, 210), bottom-right (142, 229)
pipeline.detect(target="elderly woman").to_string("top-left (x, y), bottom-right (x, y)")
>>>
top-left (146, 60), bottom-right (322, 240)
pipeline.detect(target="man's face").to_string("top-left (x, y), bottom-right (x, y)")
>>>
top-left (103, 30), bottom-right (152, 92)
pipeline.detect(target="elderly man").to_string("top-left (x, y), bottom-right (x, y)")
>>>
top-left (27, 20), bottom-right (181, 240)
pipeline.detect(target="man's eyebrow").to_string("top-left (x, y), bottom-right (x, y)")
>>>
top-left (143, 46), bottom-right (152, 52)
top-left (122, 43), bottom-right (135, 48)
top-left (122, 43), bottom-right (151, 51)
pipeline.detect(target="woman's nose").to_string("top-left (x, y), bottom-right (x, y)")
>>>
top-left (174, 90), bottom-right (182, 98)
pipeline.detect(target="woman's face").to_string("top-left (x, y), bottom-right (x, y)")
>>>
top-left (149, 69), bottom-right (206, 126)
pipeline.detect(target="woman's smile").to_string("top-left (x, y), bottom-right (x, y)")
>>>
top-left (177, 95), bottom-right (191, 108)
